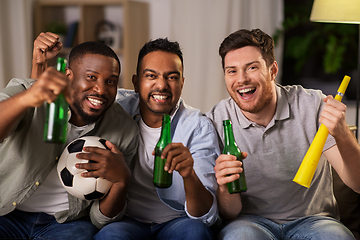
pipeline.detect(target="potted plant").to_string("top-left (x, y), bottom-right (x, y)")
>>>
top-left (274, 0), bottom-right (358, 99)
top-left (47, 21), bottom-right (67, 44)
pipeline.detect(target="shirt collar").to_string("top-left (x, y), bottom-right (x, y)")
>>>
top-left (67, 106), bottom-right (104, 135)
top-left (169, 98), bottom-right (182, 121)
top-left (274, 84), bottom-right (290, 121)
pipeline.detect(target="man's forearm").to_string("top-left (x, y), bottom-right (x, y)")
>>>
top-left (0, 91), bottom-right (29, 142)
top-left (31, 61), bottom-right (47, 79)
top-left (217, 185), bottom-right (242, 221)
top-left (334, 130), bottom-right (360, 192)
top-left (99, 182), bottom-right (128, 218)
top-left (183, 170), bottom-right (213, 217)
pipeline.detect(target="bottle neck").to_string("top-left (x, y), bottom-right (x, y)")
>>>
top-left (159, 115), bottom-right (171, 144)
top-left (56, 57), bottom-right (67, 73)
top-left (223, 124), bottom-right (234, 147)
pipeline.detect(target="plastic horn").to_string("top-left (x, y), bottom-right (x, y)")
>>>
top-left (293, 75), bottom-right (351, 188)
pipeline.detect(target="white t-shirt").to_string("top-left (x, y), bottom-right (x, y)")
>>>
top-left (126, 117), bottom-right (182, 223)
top-left (17, 124), bottom-right (86, 215)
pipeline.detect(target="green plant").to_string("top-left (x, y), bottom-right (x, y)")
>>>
top-left (274, 2), bottom-right (358, 76)
top-left (47, 21), bottom-right (67, 35)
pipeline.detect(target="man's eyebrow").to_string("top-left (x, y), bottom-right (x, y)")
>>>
top-left (224, 60), bottom-right (260, 70)
top-left (142, 69), bottom-right (180, 76)
top-left (224, 66), bottom-right (236, 71)
top-left (166, 71), bottom-right (180, 76)
top-left (86, 69), bottom-right (100, 74)
top-left (246, 60), bottom-right (260, 67)
top-left (143, 68), bottom-right (157, 74)
top-left (86, 70), bottom-right (119, 78)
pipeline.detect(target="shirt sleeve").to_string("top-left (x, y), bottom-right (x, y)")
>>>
top-left (184, 116), bottom-right (220, 226)
top-left (89, 200), bottom-right (127, 229)
top-left (184, 188), bottom-right (218, 226)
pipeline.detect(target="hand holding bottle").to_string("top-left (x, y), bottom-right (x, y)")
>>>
top-left (43, 57), bottom-right (69, 143)
top-left (159, 142), bottom-right (194, 177)
top-left (26, 67), bottom-right (68, 107)
top-left (153, 114), bottom-right (196, 188)
top-left (214, 152), bottom-right (247, 191)
top-left (153, 114), bottom-right (173, 188)
top-left (0, 65), bottom-right (68, 143)
top-left (222, 120), bottom-right (247, 193)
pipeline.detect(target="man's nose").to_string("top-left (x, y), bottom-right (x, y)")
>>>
top-left (237, 71), bottom-right (249, 84)
top-left (155, 75), bottom-right (168, 89)
top-left (93, 81), bottom-right (107, 95)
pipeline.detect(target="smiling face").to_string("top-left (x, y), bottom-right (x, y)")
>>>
top-left (67, 53), bottom-right (120, 126)
top-left (133, 50), bottom-right (184, 127)
top-left (224, 46), bottom-right (278, 119)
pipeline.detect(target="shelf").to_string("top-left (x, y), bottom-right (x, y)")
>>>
top-left (34, 0), bottom-right (149, 89)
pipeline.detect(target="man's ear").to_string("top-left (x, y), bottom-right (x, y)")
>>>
top-left (64, 68), bottom-right (73, 103)
top-left (65, 67), bottom-right (73, 80)
top-left (270, 61), bottom-right (278, 81)
top-left (132, 74), bottom-right (139, 93)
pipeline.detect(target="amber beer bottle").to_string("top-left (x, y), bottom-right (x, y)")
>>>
top-left (43, 57), bottom-right (68, 143)
top-left (153, 114), bottom-right (172, 188)
top-left (223, 119), bottom-right (247, 193)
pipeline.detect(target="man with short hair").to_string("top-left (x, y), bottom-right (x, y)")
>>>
top-left (206, 28), bottom-right (360, 239)
top-left (94, 38), bottom-right (220, 240)
top-left (0, 32), bottom-right (139, 239)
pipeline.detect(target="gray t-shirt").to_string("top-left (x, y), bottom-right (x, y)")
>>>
top-left (206, 84), bottom-right (338, 224)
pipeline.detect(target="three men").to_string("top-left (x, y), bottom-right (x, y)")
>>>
top-left (10, 28), bottom-right (360, 240)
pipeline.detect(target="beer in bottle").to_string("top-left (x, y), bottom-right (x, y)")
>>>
top-left (153, 114), bottom-right (172, 188)
top-left (223, 119), bottom-right (247, 193)
top-left (43, 57), bottom-right (68, 143)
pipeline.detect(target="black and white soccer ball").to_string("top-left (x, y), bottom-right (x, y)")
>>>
top-left (57, 136), bottom-right (112, 200)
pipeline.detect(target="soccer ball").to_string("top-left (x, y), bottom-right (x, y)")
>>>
top-left (57, 136), bottom-right (112, 200)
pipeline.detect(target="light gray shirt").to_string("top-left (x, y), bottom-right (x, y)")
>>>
top-left (206, 84), bottom-right (338, 224)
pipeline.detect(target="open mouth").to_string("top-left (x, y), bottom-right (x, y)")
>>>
top-left (238, 87), bottom-right (256, 98)
top-left (87, 97), bottom-right (105, 109)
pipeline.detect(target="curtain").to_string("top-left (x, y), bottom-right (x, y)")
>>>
top-left (0, 0), bottom-right (33, 89)
top-left (0, 0), bottom-right (283, 114)
top-left (169, 0), bottom-right (284, 112)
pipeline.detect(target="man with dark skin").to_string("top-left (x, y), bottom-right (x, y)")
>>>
top-left (0, 32), bottom-right (138, 239)
top-left (29, 34), bottom-right (219, 239)
top-left (94, 38), bottom-right (219, 240)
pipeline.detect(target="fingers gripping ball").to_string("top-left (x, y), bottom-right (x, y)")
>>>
top-left (57, 136), bottom-right (112, 200)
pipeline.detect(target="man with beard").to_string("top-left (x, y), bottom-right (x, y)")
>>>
top-left (0, 32), bottom-right (138, 239)
top-left (206, 28), bottom-right (360, 239)
top-left (93, 38), bottom-right (220, 240)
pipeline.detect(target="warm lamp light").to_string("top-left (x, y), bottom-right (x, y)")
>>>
top-left (310, 0), bottom-right (360, 24)
top-left (310, 0), bottom-right (360, 137)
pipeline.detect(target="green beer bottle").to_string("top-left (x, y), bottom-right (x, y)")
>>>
top-left (43, 57), bottom-right (68, 143)
top-left (153, 114), bottom-right (172, 188)
top-left (223, 119), bottom-right (247, 193)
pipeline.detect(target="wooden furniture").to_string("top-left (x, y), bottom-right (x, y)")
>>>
top-left (34, 0), bottom-right (149, 89)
